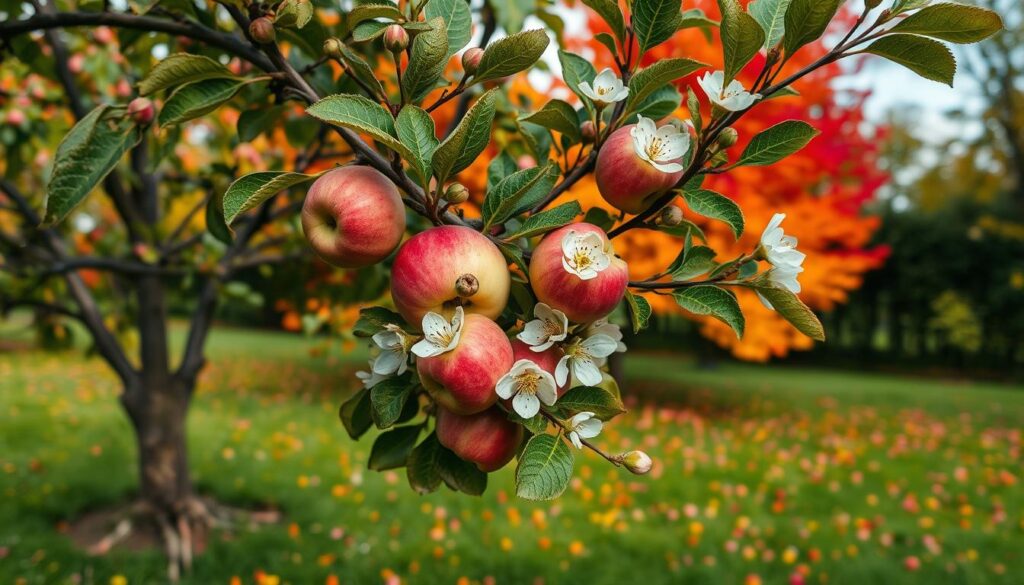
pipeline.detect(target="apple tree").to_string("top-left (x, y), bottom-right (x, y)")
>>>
top-left (0, 0), bottom-right (1002, 577)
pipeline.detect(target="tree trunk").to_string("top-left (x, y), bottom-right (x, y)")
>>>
top-left (125, 377), bottom-right (192, 514)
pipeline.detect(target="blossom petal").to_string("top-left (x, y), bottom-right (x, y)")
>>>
top-left (569, 431), bottom-right (583, 449)
top-left (372, 350), bottom-right (404, 375)
top-left (582, 334), bottom-right (619, 358)
top-left (572, 357), bottom-right (603, 386)
top-left (411, 338), bottom-right (444, 358)
top-left (512, 392), bottom-right (540, 419)
top-left (555, 355), bottom-right (571, 387)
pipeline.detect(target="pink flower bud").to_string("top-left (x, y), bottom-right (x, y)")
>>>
top-left (323, 37), bottom-right (344, 60)
top-left (622, 450), bottom-right (653, 475)
top-left (126, 97), bottom-right (155, 125)
top-left (249, 17), bottom-right (276, 44)
top-left (659, 205), bottom-right (684, 227)
top-left (580, 120), bottom-right (597, 143)
top-left (462, 47), bottom-right (484, 75)
top-left (383, 24), bottom-right (409, 53)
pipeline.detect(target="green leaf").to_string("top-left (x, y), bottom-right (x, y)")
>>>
top-left (222, 171), bottom-right (319, 224)
top-left (368, 425), bottom-right (422, 470)
top-left (670, 245), bottom-right (717, 280)
top-left (275, 0), bottom-right (314, 28)
top-left (205, 192), bottom-right (233, 244)
top-left (339, 388), bottom-right (374, 439)
top-left (497, 241), bottom-right (529, 275)
top-left (437, 446), bottom-right (488, 495)
top-left (890, 3), bottom-right (1002, 44)
top-left (558, 386), bottom-right (626, 420)
top-left (747, 278), bottom-right (825, 341)
top-left (353, 306), bottom-right (406, 337)
top-left (629, 85), bottom-right (682, 122)
top-left (338, 44), bottom-right (386, 99)
top-left (863, 34), bottom-right (957, 86)
top-left (517, 121), bottom-right (553, 162)
top-left (396, 106), bottom-right (438, 187)
top-left (679, 8), bottom-right (720, 34)
top-left (482, 163), bottom-right (560, 228)
top-left (138, 54), bottom-right (235, 96)
top-left (749, 0), bottom-right (793, 49)
top-left (407, 431), bottom-right (443, 494)
top-left (683, 189), bottom-right (744, 238)
top-left (306, 94), bottom-right (413, 160)
top-left (519, 99), bottom-right (581, 143)
top-left (43, 107), bottom-right (142, 226)
top-left (633, 0), bottom-right (682, 53)
top-left (595, 32), bottom-right (618, 56)
top-left (432, 88), bottom-right (499, 183)
top-left (158, 78), bottom-right (247, 126)
top-left (783, 0), bottom-right (843, 56)
top-left (369, 375), bottom-right (413, 429)
top-left (509, 411), bottom-right (549, 434)
top-left (503, 201), bottom-right (582, 240)
top-left (516, 434), bottom-right (574, 501)
top-left (687, 88), bottom-right (703, 136)
top-left (561, 50), bottom-right (598, 107)
top-left (352, 20), bottom-right (388, 42)
top-left (674, 285), bottom-right (745, 338)
top-left (737, 120), bottom-right (819, 166)
top-left (346, 3), bottom-right (403, 32)
top-left (487, 151), bottom-right (518, 190)
top-left (625, 291), bottom-right (652, 334)
top-left (473, 29), bottom-right (550, 84)
top-left (402, 17), bottom-right (449, 103)
top-left (424, 0), bottom-right (473, 57)
top-left (718, 0), bottom-right (765, 83)
top-left (581, 0), bottom-right (626, 40)
top-left (584, 207), bottom-right (617, 232)
top-left (626, 58), bottom-right (706, 115)
top-left (491, 0), bottom-right (533, 33)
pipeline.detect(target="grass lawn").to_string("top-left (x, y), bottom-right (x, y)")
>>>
top-left (1, 325), bottom-right (1022, 585)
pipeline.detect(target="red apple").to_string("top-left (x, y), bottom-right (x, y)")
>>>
top-left (528, 223), bottom-right (628, 324)
top-left (435, 406), bottom-right (523, 472)
top-left (391, 225), bottom-right (510, 324)
top-left (417, 313), bottom-right (513, 415)
top-left (301, 166), bottom-right (405, 269)
top-left (511, 340), bottom-right (568, 398)
top-left (594, 124), bottom-right (684, 214)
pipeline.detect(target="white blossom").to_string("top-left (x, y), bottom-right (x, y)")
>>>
top-left (567, 411), bottom-right (603, 449)
top-left (757, 214), bottom-right (806, 311)
top-left (371, 325), bottom-right (411, 375)
top-left (356, 359), bottom-right (388, 389)
top-left (630, 115), bottom-right (691, 174)
top-left (584, 319), bottom-right (627, 353)
top-left (697, 70), bottom-right (761, 111)
top-left (411, 306), bottom-right (464, 358)
top-left (578, 68), bottom-right (629, 106)
top-left (757, 265), bottom-right (804, 310)
top-left (495, 359), bottom-right (559, 419)
top-left (561, 230), bottom-right (612, 281)
top-left (517, 303), bottom-right (569, 351)
top-left (555, 334), bottom-right (618, 387)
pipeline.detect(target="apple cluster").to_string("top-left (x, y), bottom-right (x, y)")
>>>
top-left (302, 165), bottom-right (650, 495)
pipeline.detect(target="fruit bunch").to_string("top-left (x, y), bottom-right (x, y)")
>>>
top-left (224, 0), bottom-right (998, 499)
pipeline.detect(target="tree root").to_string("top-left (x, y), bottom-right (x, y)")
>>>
top-left (79, 495), bottom-right (280, 582)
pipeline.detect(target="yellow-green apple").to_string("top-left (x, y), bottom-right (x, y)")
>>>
top-left (301, 166), bottom-right (405, 268)
top-left (416, 312), bottom-right (513, 415)
top-left (528, 223), bottom-right (628, 324)
top-left (594, 116), bottom-right (689, 214)
top-left (390, 225), bottom-right (510, 324)
top-left (435, 406), bottom-right (523, 472)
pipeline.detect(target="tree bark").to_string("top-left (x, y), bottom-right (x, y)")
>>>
top-left (124, 377), bottom-right (193, 512)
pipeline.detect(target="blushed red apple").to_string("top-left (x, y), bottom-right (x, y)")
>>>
top-left (390, 225), bottom-right (510, 324)
top-left (595, 124), bottom-right (684, 214)
top-left (528, 223), bottom-right (628, 324)
top-left (435, 406), bottom-right (523, 472)
top-left (417, 313), bottom-right (513, 415)
top-left (301, 166), bottom-right (405, 268)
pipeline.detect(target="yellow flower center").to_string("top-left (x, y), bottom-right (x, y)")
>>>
top-left (573, 251), bottom-right (593, 270)
top-left (515, 370), bottom-right (543, 395)
top-left (646, 137), bottom-right (664, 160)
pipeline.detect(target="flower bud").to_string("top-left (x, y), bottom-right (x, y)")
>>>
top-left (462, 47), bottom-right (484, 75)
top-left (718, 127), bottom-right (739, 149)
top-left (580, 120), bottom-right (597, 143)
top-left (323, 37), bottom-right (344, 60)
top-left (622, 450), bottom-right (653, 475)
top-left (249, 17), bottom-right (276, 44)
top-left (383, 24), bottom-right (409, 54)
top-left (659, 205), bottom-right (684, 227)
top-left (443, 183), bottom-right (470, 204)
top-left (126, 97), bottom-right (155, 125)
top-left (455, 273), bottom-right (479, 298)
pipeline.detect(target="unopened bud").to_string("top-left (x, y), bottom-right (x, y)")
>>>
top-left (323, 37), bottom-right (344, 60)
top-left (455, 273), bottom-right (479, 298)
top-left (718, 128), bottom-right (739, 148)
top-left (462, 47), bottom-right (484, 75)
top-left (659, 205), bottom-right (684, 227)
top-left (580, 120), bottom-right (597, 143)
top-left (249, 17), bottom-right (276, 44)
top-left (126, 97), bottom-right (154, 125)
top-left (622, 450), bottom-right (653, 475)
top-left (383, 24), bottom-right (409, 53)
top-left (444, 183), bottom-right (470, 204)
